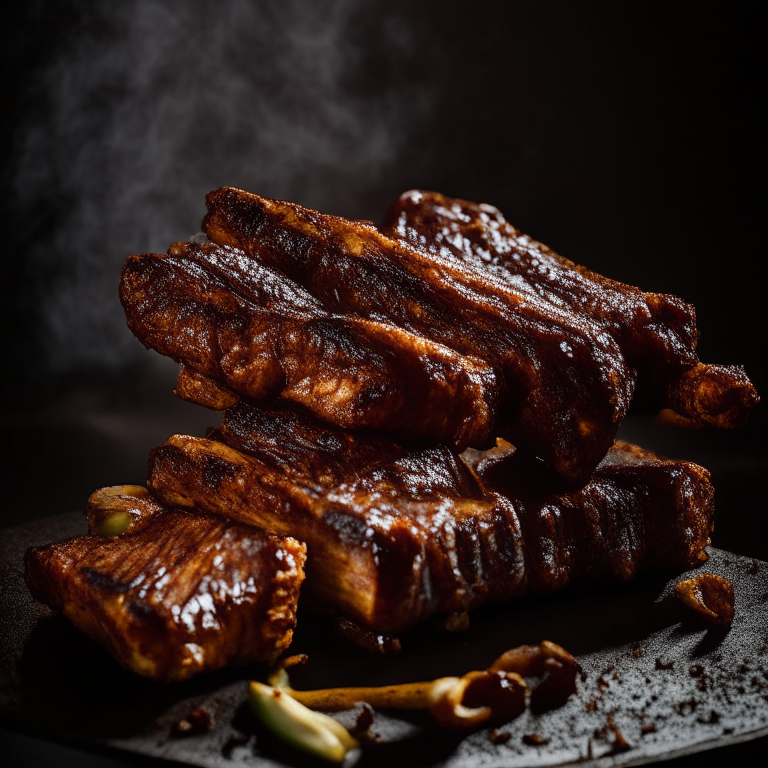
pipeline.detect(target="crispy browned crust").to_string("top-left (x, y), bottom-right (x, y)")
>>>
top-left (663, 362), bottom-right (759, 429)
top-left (25, 488), bottom-right (306, 682)
top-left (478, 439), bottom-right (714, 592)
top-left (382, 190), bottom-right (758, 428)
top-left (175, 364), bottom-right (239, 411)
top-left (147, 440), bottom-right (521, 633)
top-left (201, 187), bottom-right (636, 482)
top-left (146, 403), bottom-right (714, 633)
top-left (120, 240), bottom-right (498, 450)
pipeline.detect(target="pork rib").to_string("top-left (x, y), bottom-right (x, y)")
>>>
top-left (25, 486), bottom-right (306, 682)
top-left (201, 187), bottom-right (636, 482)
top-left (382, 189), bottom-right (758, 428)
top-left (120, 241), bottom-right (498, 448)
top-left (146, 402), bottom-right (714, 634)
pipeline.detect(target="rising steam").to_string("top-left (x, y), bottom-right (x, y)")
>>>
top-left (12, 0), bottom-right (436, 375)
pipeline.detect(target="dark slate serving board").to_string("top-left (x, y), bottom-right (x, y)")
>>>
top-left (2, 512), bottom-right (767, 767)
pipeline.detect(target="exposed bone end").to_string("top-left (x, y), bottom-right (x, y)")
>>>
top-left (665, 363), bottom-right (759, 429)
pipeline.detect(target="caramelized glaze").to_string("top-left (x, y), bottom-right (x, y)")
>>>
top-left (147, 403), bottom-right (714, 633)
top-left (200, 188), bottom-right (638, 482)
top-left (121, 240), bottom-right (498, 451)
top-left (383, 190), bottom-right (758, 427)
top-left (25, 487), bottom-right (306, 681)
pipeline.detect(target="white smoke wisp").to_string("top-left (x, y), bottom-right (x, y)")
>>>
top-left (13, 0), bottom-right (437, 375)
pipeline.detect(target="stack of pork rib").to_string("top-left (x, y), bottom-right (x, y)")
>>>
top-left (26, 188), bottom-right (758, 682)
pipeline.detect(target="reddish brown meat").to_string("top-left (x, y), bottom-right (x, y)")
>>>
top-left (146, 402), bottom-right (714, 634)
top-left (25, 486), bottom-right (306, 682)
top-left (382, 190), bottom-right (758, 428)
top-left (201, 187), bottom-right (636, 482)
top-left (120, 240), bottom-right (498, 450)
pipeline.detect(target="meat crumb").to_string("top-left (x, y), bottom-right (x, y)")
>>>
top-left (490, 729), bottom-right (511, 744)
top-left (655, 658), bottom-right (674, 671)
top-left (333, 617), bottom-right (402, 654)
top-left (606, 714), bottom-right (631, 753)
top-left (173, 707), bottom-right (212, 737)
top-left (675, 573), bottom-right (735, 625)
top-left (641, 722), bottom-right (656, 736)
top-left (523, 733), bottom-right (549, 746)
top-left (351, 703), bottom-right (380, 743)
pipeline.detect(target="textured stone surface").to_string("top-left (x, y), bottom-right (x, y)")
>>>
top-left (2, 513), bottom-right (767, 767)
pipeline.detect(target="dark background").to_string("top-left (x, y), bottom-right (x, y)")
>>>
top-left (2, 2), bottom-right (765, 766)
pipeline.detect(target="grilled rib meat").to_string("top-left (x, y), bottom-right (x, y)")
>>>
top-left (25, 486), bottom-right (306, 682)
top-left (382, 189), bottom-right (758, 429)
top-left (121, 240), bottom-right (498, 449)
top-left (146, 402), bottom-right (714, 634)
top-left (199, 187), bottom-right (636, 482)
top-left (474, 439), bottom-right (713, 591)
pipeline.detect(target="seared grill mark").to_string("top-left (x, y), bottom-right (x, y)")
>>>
top-left (201, 188), bottom-right (637, 481)
top-left (146, 403), bottom-right (713, 633)
top-left (25, 489), bottom-right (306, 682)
top-left (383, 190), bottom-right (757, 427)
top-left (121, 241), bottom-right (499, 451)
